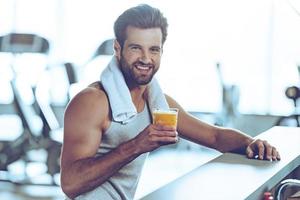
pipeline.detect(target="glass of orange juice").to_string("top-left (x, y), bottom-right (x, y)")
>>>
top-left (152, 108), bottom-right (178, 128)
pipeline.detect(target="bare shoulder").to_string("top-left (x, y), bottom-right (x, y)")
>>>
top-left (62, 82), bottom-right (110, 165)
top-left (64, 81), bottom-right (110, 130)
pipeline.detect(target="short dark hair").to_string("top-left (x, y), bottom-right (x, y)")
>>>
top-left (114, 4), bottom-right (168, 48)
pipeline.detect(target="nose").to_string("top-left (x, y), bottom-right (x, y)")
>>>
top-left (139, 50), bottom-right (152, 64)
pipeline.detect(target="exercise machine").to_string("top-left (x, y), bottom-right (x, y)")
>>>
top-left (275, 65), bottom-right (300, 127)
top-left (0, 33), bottom-right (61, 185)
top-left (215, 62), bottom-right (240, 127)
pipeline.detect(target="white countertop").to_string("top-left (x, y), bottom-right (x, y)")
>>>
top-left (140, 126), bottom-right (300, 200)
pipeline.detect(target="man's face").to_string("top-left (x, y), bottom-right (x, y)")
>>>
top-left (115, 26), bottom-right (163, 86)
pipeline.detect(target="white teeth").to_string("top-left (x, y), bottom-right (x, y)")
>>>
top-left (136, 65), bottom-right (150, 70)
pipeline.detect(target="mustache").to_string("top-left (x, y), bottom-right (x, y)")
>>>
top-left (133, 61), bottom-right (154, 68)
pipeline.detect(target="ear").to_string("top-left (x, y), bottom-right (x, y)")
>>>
top-left (114, 39), bottom-right (121, 60)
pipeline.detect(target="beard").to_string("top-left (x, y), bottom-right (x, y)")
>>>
top-left (119, 55), bottom-right (158, 86)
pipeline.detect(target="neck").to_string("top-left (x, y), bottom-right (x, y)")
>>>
top-left (130, 85), bottom-right (147, 112)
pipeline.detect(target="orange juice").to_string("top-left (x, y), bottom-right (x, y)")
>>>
top-left (152, 108), bottom-right (178, 128)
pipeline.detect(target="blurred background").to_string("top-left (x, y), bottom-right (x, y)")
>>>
top-left (0, 0), bottom-right (299, 199)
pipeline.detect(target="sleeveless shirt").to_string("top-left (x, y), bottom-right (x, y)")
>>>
top-left (74, 104), bottom-right (151, 200)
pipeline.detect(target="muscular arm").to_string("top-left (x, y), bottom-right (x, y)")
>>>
top-left (60, 86), bottom-right (178, 199)
top-left (60, 87), bottom-right (140, 198)
top-left (165, 94), bottom-right (280, 160)
top-left (165, 95), bottom-right (252, 152)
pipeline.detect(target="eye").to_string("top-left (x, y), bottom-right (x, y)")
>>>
top-left (150, 47), bottom-right (161, 54)
top-left (130, 45), bottom-right (141, 51)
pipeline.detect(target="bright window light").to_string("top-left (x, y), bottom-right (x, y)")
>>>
top-left (0, 0), bottom-right (299, 116)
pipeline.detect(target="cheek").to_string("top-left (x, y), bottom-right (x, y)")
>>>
top-left (155, 56), bottom-right (161, 62)
top-left (153, 56), bottom-right (161, 66)
top-left (124, 53), bottom-right (140, 64)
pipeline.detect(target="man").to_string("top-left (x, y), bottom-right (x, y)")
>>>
top-left (60, 4), bottom-right (280, 200)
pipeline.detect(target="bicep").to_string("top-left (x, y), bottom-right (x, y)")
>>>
top-left (62, 112), bottom-right (102, 166)
top-left (165, 94), bottom-right (218, 148)
top-left (61, 89), bottom-right (107, 168)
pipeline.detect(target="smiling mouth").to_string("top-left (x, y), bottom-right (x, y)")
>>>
top-left (135, 64), bottom-right (153, 74)
top-left (136, 65), bottom-right (150, 70)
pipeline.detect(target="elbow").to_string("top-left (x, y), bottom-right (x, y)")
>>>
top-left (61, 176), bottom-right (80, 199)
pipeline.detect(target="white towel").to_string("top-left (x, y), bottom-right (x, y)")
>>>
top-left (100, 56), bottom-right (169, 124)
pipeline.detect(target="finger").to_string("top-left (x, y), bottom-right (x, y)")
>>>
top-left (276, 152), bottom-right (281, 161)
top-left (154, 136), bottom-right (178, 144)
top-left (257, 140), bottom-right (265, 160)
top-left (264, 141), bottom-right (272, 161)
top-left (246, 145), bottom-right (254, 158)
top-left (151, 130), bottom-right (178, 137)
top-left (153, 124), bottom-right (176, 131)
top-left (272, 147), bottom-right (281, 161)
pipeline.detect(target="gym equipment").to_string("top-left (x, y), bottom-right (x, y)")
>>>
top-left (275, 65), bottom-right (300, 127)
top-left (274, 179), bottom-right (300, 200)
top-left (215, 62), bottom-right (240, 127)
top-left (63, 38), bottom-right (114, 100)
top-left (0, 33), bottom-right (62, 185)
top-left (92, 38), bottom-right (114, 58)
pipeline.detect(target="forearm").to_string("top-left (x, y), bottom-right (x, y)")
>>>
top-left (61, 139), bottom-right (141, 199)
top-left (214, 127), bottom-right (254, 153)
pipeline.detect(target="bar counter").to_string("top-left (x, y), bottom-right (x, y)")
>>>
top-left (140, 126), bottom-right (300, 200)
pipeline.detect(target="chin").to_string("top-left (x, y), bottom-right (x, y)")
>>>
top-left (134, 76), bottom-right (153, 85)
top-left (137, 81), bottom-right (151, 86)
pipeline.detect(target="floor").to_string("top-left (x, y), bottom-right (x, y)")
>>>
top-left (0, 140), bottom-right (220, 200)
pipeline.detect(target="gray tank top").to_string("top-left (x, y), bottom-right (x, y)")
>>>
top-left (75, 104), bottom-right (151, 200)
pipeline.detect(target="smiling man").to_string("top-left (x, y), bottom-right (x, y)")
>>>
top-left (60, 4), bottom-right (280, 200)
top-left (118, 26), bottom-right (161, 86)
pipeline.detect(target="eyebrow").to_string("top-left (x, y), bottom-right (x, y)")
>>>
top-left (127, 43), bottom-right (162, 49)
top-left (128, 43), bottom-right (141, 48)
